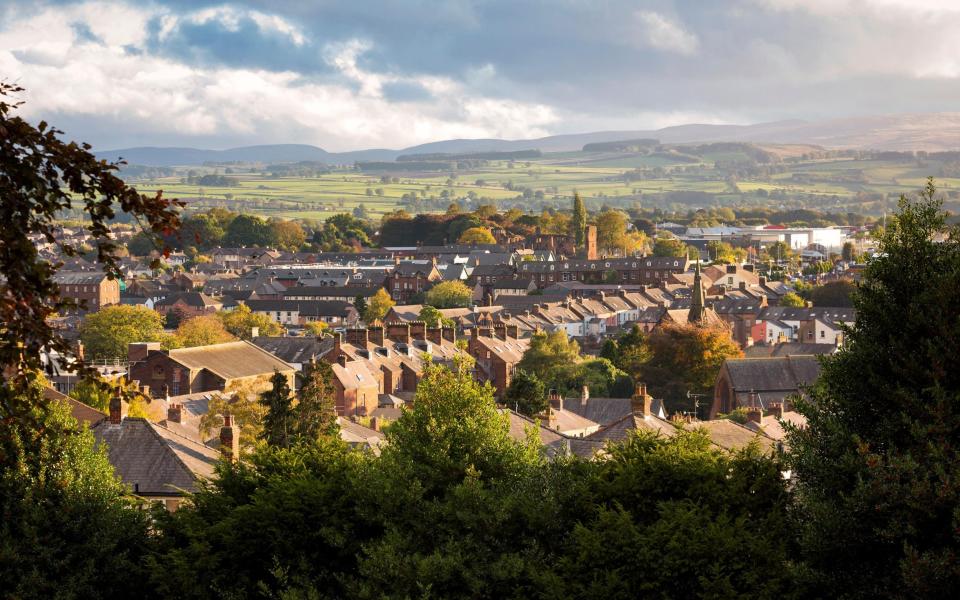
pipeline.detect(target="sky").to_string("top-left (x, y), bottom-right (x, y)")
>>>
top-left (4, 0), bottom-right (960, 151)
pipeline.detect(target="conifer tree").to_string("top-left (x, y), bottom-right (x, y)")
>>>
top-left (571, 191), bottom-right (587, 249)
top-left (259, 371), bottom-right (295, 448)
top-left (789, 180), bottom-right (960, 598)
top-left (296, 360), bottom-right (340, 442)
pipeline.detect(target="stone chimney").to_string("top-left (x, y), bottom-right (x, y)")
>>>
top-left (337, 354), bottom-right (348, 367)
top-left (369, 325), bottom-right (384, 346)
top-left (75, 341), bottom-right (85, 362)
top-left (109, 391), bottom-right (123, 425)
top-left (167, 402), bottom-right (182, 424)
top-left (219, 413), bottom-right (240, 462)
top-left (580, 385), bottom-right (590, 404)
top-left (426, 326), bottom-right (443, 345)
top-left (746, 406), bottom-right (763, 424)
top-left (251, 326), bottom-right (259, 338)
top-left (759, 276), bottom-right (767, 286)
top-left (631, 383), bottom-right (652, 417)
top-left (369, 416), bottom-right (381, 432)
top-left (492, 322), bottom-right (507, 340)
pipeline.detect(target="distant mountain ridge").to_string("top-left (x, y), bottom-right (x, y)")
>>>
top-left (98, 113), bottom-right (960, 166)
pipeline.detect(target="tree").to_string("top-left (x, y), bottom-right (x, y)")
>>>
top-left (788, 181), bottom-right (960, 598)
top-left (1, 396), bottom-right (154, 598)
top-left (174, 213), bottom-right (224, 250)
top-left (260, 371), bottom-right (295, 448)
top-left (128, 231), bottom-right (157, 257)
top-left (68, 376), bottom-right (139, 413)
top-left (806, 279), bottom-right (857, 307)
top-left (364, 288), bottom-right (395, 323)
top-left (600, 324), bottom-right (652, 377)
top-left (575, 358), bottom-right (634, 398)
top-left (706, 240), bottom-right (736, 264)
top-left (303, 321), bottom-right (329, 337)
top-left (424, 281), bottom-right (473, 309)
top-left (504, 368), bottom-right (547, 416)
top-left (595, 209), bottom-right (632, 256)
top-left (354, 295), bottom-right (369, 320)
top-left (79, 305), bottom-right (166, 360)
top-left (217, 303), bottom-right (282, 339)
top-left (295, 360), bottom-right (340, 442)
top-left (223, 214), bottom-right (272, 247)
top-left (652, 235), bottom-right (687, 257)
top-left (841, 240), bottom-right (856, 262)
top-left (517, 330), bottom-right (582, 393)
top-left (779, 291), bottom-right (806, 308)
top-left (0, 82), bottom-right (180, 418)
top-left (641, 323), bottom-right (743, 415)
top-left (269, 219), bottom-right (306, 252)
top-left (768, 240), bottom-right (793, 264)
top-left (571, 191), bottom-right (587, 248)
top-left (419, 305), bottom-right (454, 328)
top-left (168, 315), bottom-right (235, 348)
top-left (457, 227), bottom-right (496, 245)
top-left (199, 378), bottom-right (271, 449)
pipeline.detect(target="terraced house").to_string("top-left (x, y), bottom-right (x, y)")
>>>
top-left (519, 256), bottom-right (689, 288)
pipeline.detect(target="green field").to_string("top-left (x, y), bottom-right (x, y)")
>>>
top-left (127, 147), bottom-right (960, 220)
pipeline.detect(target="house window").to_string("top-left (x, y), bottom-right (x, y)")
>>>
top-left (820, 330), bottom-right (825, 338)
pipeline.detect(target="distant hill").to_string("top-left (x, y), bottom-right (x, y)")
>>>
top-left (97, 113), bottom-right (960, 166)
top-left (96, 144), bottom-right (397, 167)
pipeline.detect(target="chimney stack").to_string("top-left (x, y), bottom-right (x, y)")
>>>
top-left (369, 325), bottom-right (384, 346)
top-left (337, 354), bottom-right (348, 367)
top-left (219, 413), bottom-right (240, 462)
top-left (167, 402), bottom-right (182, 424)
top-left (109, 390), bottom-right (123, 425)
top-left (768, 402), bottom-right (784, 419)
top-left (251, 326), bottom-right (259, 338)
top-left (333, 332), bottom-right (342, 353)
top-left (548, 389), bottom-right (563, 412)
top-left (631, 383), bottom-right (652, 417)
top-left (580, 385), bottom-right (590, 403)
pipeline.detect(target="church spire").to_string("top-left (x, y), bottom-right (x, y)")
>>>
top-left (689, 260), bottom-right (705, 325)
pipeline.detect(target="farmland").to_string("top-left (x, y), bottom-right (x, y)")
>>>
top-left (126, 144), bottom-right (960, 221)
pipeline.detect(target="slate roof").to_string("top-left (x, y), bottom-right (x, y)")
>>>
top-left (155, 291), bottom-right (221, 309)
top-left (246, 299), bottom-right (356, 318)
top-left (744, 343), bottom-right (837, 358)
top-left (562, 396), bottom-right (667, 426)
top-left (759, 306), bottom-right (856, 324)
top-left (168, 341), bottom-right (297, 380)
top-left (45, 387), bottom-right (107, 427)
top-left (690, 419), bottom-right (776, 452)
top-left (53, 271), bottom-right (110, 285)
top-left (251, 336), bottom-right (335, 365)
top-left (92, 418), bottom-right (219, 496)
top-left (586, 412), bottom-right (678, 443)
top-left (723, 356), bottom-right (822, 394)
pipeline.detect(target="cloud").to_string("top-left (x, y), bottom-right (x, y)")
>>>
top-left (635, 11), bottom-right (699, 56)
top-left (6, 0), bottom-right (960, 150)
